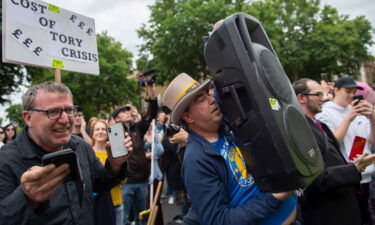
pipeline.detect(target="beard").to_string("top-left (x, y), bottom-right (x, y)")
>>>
top-left (306, 101), bottom-right (321, 115)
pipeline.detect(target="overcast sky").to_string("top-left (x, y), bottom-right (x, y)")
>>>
top-left (1, 0), bottom-right (374, 122)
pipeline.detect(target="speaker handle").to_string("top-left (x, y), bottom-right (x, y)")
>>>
top-left (222, 84), bottom-right (247, 126)
top-left (234, 13), bottom-right (277, 58)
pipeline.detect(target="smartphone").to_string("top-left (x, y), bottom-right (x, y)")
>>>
top-left (321, 73), bottom-right (328, 82)
top-left (41, 148), bottom-right (84, 205)
top-left (349, 136), bottom-right (367, 161)
top-left (353, 95), bottom-right (364, 106)
top-left (41, 148), bottom-right (81, 182)
top-left (107, 123), bottom-right (128, 157)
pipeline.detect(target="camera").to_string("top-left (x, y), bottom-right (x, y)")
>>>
top-left (136, 69), bottom-right (157, 87)
top-left (166, 124), bottom-right (180, 137)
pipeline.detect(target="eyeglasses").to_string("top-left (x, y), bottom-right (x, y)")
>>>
top-left (303, 92), bottom-right (323, 98)
top-left (30, 106), bottom-right (78, 120)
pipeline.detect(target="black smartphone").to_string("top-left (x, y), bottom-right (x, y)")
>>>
top-left (41, 148), bottom-right (82, 183)
top-left (353, 95), bottom-right (364, 106)
top-left (321, 73), bottom-right (328, 82)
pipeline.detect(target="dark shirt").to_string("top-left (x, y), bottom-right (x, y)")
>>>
top-left (124, 99), bottom-right (158, 183)
top-left (0, 127), bottom-right (127, 225)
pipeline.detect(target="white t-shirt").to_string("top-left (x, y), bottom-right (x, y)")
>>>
top-left (316, 101), bottom-right (374, 183)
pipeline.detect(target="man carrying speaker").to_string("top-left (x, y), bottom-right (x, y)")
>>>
top-left (162, 73), bottom-right (297, 225)
top-left (315, 76), bottom-right (375, 224)
top-left (293, 78), bottom-right (375, 225)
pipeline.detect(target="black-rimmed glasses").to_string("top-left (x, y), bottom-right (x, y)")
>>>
top-left (303, 92), bottom-right (324, 98)
top-left (30, 106), bottom-right (78, 120)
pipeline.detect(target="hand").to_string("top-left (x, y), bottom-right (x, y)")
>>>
top-left (21, 164), bottom-right (70, 209)
top-left (169, 128), bottom-right (188, 146)
top-left (145, 82), bottom-right (155, 99)
top-left (320, 80), bottom-right (333, 101)
top-left (272, 190), bottom-right (295, 201)
top-left (106, 132), bottom-right (133, 174)
top-left (353, 153), bottom-right (375, 172)
top-left (145, 152), bottom-right (151, 159)
top-left (353, 100), bottom-right (375, 121)
top-left (346, 102), bottom-right (361, 122)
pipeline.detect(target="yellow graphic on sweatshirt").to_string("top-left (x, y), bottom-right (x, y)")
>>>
top-left (228, 146), bottom-right (254, 186)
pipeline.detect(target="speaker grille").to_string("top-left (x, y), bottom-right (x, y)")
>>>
top-left (285, 106), bottom-right (319, 165)
top-left (258, 46), bottom-right (292, 103)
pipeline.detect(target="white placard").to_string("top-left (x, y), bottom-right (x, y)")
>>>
top-left (2, 0), bottom-right (99, 75)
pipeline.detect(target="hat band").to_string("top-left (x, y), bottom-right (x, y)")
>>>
top-left (175, 80), bottom-right (199, 104)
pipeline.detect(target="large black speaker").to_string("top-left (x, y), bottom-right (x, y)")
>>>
top-left (204, 13), bottom-right (323, 192)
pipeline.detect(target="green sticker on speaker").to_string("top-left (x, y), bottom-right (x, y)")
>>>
top-left (269, 98), bottom-right (280, 110)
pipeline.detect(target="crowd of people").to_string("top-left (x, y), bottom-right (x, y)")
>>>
top-left (0, 74), bottom-right (375, 225)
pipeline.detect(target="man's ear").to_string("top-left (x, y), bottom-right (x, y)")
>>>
top-left (297, 94), bottom-right (307, 104)
top-left (22, 110), bottom-right (32, 127)
top-left (181, 111), bottom-right (194, 124)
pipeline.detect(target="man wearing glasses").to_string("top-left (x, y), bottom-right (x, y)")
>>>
top-left (0, 81), bottom-right (133, 224)
top-left (293, 78), bottom-right (375, 225)
top-left (316, 76), bottom-right (375, 224)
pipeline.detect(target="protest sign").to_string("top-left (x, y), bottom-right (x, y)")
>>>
top-left (2, 0), bottom-right (99, 75)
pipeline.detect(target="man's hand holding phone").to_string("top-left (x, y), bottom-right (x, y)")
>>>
top-left (353, 153), bottom-right (375, 172)
top-left (21, 163), bottom-right (70, 209)
top-left (352, 97), bottom-right (375, 121)
top-left (106, 131), bottom-right (133, 175)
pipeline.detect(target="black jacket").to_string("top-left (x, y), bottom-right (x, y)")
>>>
top-left (161, 132), bottom-right (186, 191)
top-left (300, 117), bottom-right (362, 225)
top-left (0, 127), bottom-right (127, 225)
top-left (124, 98), bottom-right (158, 183)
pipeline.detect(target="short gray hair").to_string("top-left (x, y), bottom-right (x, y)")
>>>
top-left (22, 82), bottom-right (73, 110)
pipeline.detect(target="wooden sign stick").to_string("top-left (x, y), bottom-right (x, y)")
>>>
top-left (55, 69), bottom-right (61, 83)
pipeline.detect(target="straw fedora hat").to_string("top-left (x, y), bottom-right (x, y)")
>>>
top-left (162, 73), bottom-right (211, 125)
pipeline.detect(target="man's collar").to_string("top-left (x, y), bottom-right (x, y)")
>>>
top-left (18, 126), bottom-right (79, 159)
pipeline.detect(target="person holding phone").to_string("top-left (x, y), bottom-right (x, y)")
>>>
top-left (293, 78), bottom-right (375, 225)
top-left (0, 82), bottom-right (133, 225)
top-left (91, 119), bottom-right (127, 225)
top-left (112, 82), bottom-right (158, 225)
top-left (316, 76), bottom-right (375, 224)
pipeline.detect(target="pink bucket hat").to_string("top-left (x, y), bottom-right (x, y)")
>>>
top-left (356, 82), bottom-right (375, 104)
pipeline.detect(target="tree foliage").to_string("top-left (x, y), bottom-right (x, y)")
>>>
top-left (137, 0), bottom-right (245, 82)
top-left (137, 0), bottom-right (374, 83)
top-left (28, 32), bottom-right (137, 119)
top-left (5, 104), bottom-right (24, 127)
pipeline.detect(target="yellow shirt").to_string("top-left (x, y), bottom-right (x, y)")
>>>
top-left (95, 151), bottom-right (123, 206)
